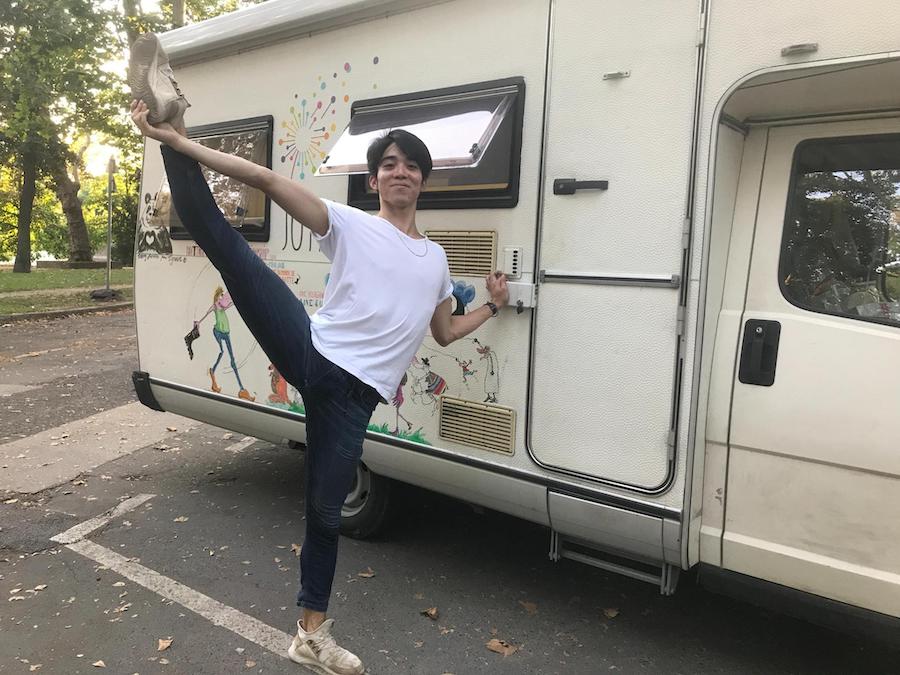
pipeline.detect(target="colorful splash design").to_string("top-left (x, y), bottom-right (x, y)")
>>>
top-left (278, 58), bottom-right (380, 181)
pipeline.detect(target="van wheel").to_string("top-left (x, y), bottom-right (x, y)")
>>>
top-left (341, 462), bottom-right (392, 539)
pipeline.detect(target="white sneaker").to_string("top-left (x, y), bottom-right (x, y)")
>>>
top-left (128, 33), bottom-right (190, 126)
top-left (287, 619), bottom-right (364, 675)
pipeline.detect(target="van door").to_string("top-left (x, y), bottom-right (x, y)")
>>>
top-left (724, 121), bottom-right (900, 617)
top-left (529, 0), bottom-right (702, 489)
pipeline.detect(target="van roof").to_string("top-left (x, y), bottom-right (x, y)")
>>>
top-left (160, 0), bottom-right (444, 66)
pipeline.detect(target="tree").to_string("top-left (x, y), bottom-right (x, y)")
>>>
top-left (0, 164), bottom-right (64, 261)
top-left (122, 0), bottom-right (267, 40)
top-left (0, 0), bottom-right (124, 271)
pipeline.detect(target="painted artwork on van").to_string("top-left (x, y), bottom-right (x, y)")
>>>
top-left (185, 286), bottom-right (256, 402)
top-left (277, 56), bottom-right (381, 253)
top-left (137, 190), bottom-right (173, 255)
top-left (265, 363), bottom-right (305, 415)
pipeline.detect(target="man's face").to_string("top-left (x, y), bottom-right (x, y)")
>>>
top-left (368, 143), bottom-right (425, 208)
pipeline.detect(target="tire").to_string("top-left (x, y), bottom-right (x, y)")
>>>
top-left (340, 462), bottom-right (393, 539)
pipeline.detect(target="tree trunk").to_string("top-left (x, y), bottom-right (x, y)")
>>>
top-left (13, 149), bottom-right (37, 273)
top-left (52, 165), bottom-right (94, 263)
top-left (172, 0), bottom-right (185, 27)
top-left (122, 0), bottom-right (141, 46)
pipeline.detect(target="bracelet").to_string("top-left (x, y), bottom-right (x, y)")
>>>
top-left (484, 301), bottom-right (499, 317)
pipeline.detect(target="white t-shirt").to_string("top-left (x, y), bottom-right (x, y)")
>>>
top-left (309, 199), bottom-right (453, 402)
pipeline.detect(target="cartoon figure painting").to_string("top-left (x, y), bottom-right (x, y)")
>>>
top-left (409, 356), bottom-right (447, 414)
top-left (390, 373), bottom-right (413, 435)
top-left (454, 357), bottom-right (477, 387)
top-left (268, 363), bottom-right (290, 405)
top-left (137, 190), bottom-right (173, 255)
top-left (474, 338), bottom-right (499, 403)
top-left (192, 286), bottom-right (255, 401)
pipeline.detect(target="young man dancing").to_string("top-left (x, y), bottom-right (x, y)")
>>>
top-left (129, 33), bottom-right (508, 675)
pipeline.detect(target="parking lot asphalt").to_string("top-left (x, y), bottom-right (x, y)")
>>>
top-left (1, 311), bottom-right (898, 674)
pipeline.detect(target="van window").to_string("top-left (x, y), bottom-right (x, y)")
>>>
top-left (165, 116), bottom-right (273, 242)
top-left (780, 134), bottom-right (900, 327)
top-left (320, 78), bottom-right (524, 209)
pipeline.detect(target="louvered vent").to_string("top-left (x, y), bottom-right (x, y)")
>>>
top-left (439, 396), bottom-right (515, 455)
top-left (425, 230), bottom-right (497, 277)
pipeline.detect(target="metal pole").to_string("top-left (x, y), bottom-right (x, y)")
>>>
top-left (106, 156), bottom-right (116, 291)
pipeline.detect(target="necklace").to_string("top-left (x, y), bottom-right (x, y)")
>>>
top-left (394, 227), bottom-right (429, 257)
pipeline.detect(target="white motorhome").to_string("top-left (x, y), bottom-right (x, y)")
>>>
top-left (132, 0), bottom-right (900, 629)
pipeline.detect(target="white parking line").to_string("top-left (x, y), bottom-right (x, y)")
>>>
top-left (66, 540), bottom-right (293, 656)
top-left (51, 493), bottom-right (156, 544)
top-left (54, 493), bottom-right (294, 660)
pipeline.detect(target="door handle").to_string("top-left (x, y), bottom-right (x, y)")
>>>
top-left (553, 178), bottom-right (609, 195)
top-left (738, 320), bottom-right (781, 386)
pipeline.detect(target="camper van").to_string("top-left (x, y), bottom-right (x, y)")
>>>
top-left (132, 0), bottom-right (900, 628)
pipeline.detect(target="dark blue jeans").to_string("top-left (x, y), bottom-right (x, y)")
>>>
top-left (161, 146), bottom-right (381, 612)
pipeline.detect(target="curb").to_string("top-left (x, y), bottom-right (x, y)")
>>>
top-left (0, 302), bottom-right (134, 324)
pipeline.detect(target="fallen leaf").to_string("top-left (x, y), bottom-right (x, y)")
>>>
top-left (486, 638), bottom-right (518, 657)
top-left (603, 608), bottom-right (619, 619)
top-left (3, 498), bottom-right (18, 504)
top-left (92, 661), bottom-right (106, 668)
top-left (112, 582), bottom-right (125, 587)
top-left (166, 427), bottom-right (178, 432)
top-left (173, 516), bottom-right (189, 523)
top-left (10, 588), bottom-right (22, 594)
top-left (357, 567), bottom-right (376, 579)
top-left (33, 584), bottom-right (48, 592)
top-left (159, 658), bottom-right (170, 665)
top-left (8, 596), bottom-right (25, 601)
top-left (291, 543), bottom-right (302, 557)
top-left (235, 648), bottom-right (245, 655)
top-left (414, 641), bottom-right (423, 648)
top-left (245, 660), bottom-right (256, 668)
top-left (420, 607), bottom-right (439, 620)
top-left (29, 665), bottom-right (42, 672)
top-left (72, 480), bottom-right (87, 486)
top-left (158, 638), bottom-right (174, 651)
top-left (413, 592), bottom-right (425, 600)
top-left (519, 600), bottom-right (538, 616)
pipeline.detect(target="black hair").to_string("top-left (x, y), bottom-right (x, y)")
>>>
top-left (366, 129), bottom-right (433, 181)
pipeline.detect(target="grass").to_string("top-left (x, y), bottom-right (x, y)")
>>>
top-left (367, 422), bottom-right (431, 445)
top-left (0, 288), bottom-right (134, 316)
top-left (0, 267), bottom-right (134, 293)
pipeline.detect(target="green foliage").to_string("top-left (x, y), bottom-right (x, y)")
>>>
top-left (0, 0), bottom-right (127, 268)
top-left (173, 0), bottom-right (268, 24)
top-left (78, 164), bottom-right (143, 265)
top-left (0, 267), bottom-right (133, 292)
top-left (0, 165), bottom-right (66, 261)
top-left (367, 423), bottom-right (431, 445)
top-left (2, 0), bottom-right (269, 269)
top-left (0, 0), bottom-right (125, 164)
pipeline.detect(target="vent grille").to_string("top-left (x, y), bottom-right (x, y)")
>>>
top-left (426, 230), bottom-right (497, 277)
top-left (438, 396), bottom-right (515, 455)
